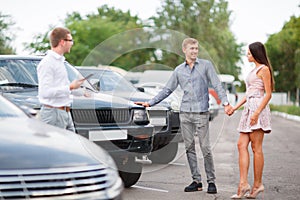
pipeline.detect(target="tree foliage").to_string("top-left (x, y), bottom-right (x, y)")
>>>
top-left (26, 5), bottom-right (149, 68)
top-left (150, 0), bottom-right (243, 77)
top-left (25, 29), bottom-right (52, 55)
top-left (265, 16), bottom-right (300, 97)
top-left (25, 1), bottom-right (242, 77)
top-left (0, 12), bottom-right (15, 54)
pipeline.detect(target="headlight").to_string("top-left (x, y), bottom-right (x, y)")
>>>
top-left (133, 109), bottom-right (149, 125)
top-left (170, 100), bottom-right (180, 111)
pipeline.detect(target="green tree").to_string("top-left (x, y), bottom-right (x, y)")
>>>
top-left (25, 29), bottom-right (52, 54)
top-left (0, 12), bottom-right (15, 54)
top-left (265, 16), bottom-right (300, 100)
top-left (26, 3), bottom-right (242, 74)
top-left (150, 0), bottom-right (242, 77)
top-left (26, 5), bottom-right (149, 68)
top-left (66, 6), bottom-right (148, 67)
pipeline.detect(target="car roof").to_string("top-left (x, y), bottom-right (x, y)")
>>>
top-left (138, 70), bottom-right (174, 84)
top-left (76, 66), bottom-right (108, 71)
top-left (218, 74), bottom-right (235, 83)
top-left (76, 67), bottom-right (113, 76)
top-left (0, 54), bottom-right (44, 60)
top-left (76, 66), bottom-right (130, 76)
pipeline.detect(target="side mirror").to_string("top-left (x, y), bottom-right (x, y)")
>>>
top-left (136, 87), bottom-right (145, 92)
top-left (233, 81), bottom-right (241, 87)
top-left (89, 79), bottom-right (100, 91)
top-left (19, 105), bottom-right (38, 117)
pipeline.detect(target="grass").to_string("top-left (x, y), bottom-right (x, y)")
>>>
top-left (270, 104), bottom-right (300, 116)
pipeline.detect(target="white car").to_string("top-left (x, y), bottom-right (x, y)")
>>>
top-left (0, 95), bottom-right (123, 199)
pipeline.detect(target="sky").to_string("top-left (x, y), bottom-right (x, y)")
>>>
top-left (1, 0), bottom-right (299, 78)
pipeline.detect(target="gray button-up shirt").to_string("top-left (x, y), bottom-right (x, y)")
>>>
top-left (148, 58), bottom-right (228, 112)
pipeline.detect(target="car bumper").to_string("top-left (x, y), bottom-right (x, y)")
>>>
top-left (76, 125), bottom-right (154, 155)
top-left (151, 110), bottom-right (182, 150)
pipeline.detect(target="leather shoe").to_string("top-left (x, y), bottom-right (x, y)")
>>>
top-left (184, 181), bottom-right (203, 192)
top-left (207, 183), bottom-right (217, 194)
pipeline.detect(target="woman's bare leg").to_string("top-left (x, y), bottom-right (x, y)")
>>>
top-left (237, 133), bottom-right (251, 190)
top-left (249, 129), bottom-right (265, 189)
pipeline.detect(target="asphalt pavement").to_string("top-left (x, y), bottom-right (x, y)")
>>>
top-left (123, 110), bottom-right (300, 200)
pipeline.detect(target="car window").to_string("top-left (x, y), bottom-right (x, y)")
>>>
top-left (100, 70), bottom-right (136, 92)
top-left (79, 69), bottom-right (137, 92)
top-left (138, 70), bottom-right (173, 85)
top-left (64, 62), bottom-right (95, 91)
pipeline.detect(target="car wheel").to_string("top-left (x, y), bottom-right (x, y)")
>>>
top-left (149, 142), bottom-right (178, 164)
top-left (117, 156), bottom-right (142, 188)
top-left (119, 169), bottom-right (142, 188)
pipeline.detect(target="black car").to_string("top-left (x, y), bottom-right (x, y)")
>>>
top-left (76, 66), bottom-right (182, 164)
top-left (0, 95), bottom-right (123, 199)
top-left (0, 55), bottom-right (154, 188)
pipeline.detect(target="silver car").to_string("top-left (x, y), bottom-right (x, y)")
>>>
top-left (0, 95), bottom-right (123, 199)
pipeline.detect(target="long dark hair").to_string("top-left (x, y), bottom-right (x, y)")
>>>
top-left (249, 42), bottom-right (275, 91)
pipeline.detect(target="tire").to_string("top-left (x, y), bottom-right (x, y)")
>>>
top-left (149, 142), bottom-right (178, 164)
top-left (119, 169), bottom-right (142, 188)
top-left (117, 156), bottom-right (143, 188)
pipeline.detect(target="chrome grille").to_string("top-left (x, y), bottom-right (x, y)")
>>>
top-left (0, 165), bottom-right (115, 199)
top-left (71, 109), bottom-right (131, 125)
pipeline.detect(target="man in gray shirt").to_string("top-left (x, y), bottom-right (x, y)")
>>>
top-left (137, 38), bottom-right (233, 194)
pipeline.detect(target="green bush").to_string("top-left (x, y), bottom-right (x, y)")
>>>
top-left (270, 104), bottom-right (300, 116)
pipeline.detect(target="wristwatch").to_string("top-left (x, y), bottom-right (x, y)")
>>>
top-left (223, 101), bottom-right (229, 106)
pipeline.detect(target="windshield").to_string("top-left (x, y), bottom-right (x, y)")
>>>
top-left (64, 62), bottom-right (95, 91)
top-left (79, 69), bottom-right (137, 92)
top-left (0, 58), bottom-right (94, 91)
top-left (0, 59), bottom-right (38, 87)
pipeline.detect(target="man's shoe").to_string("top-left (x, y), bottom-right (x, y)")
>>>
top-left (207, 183), bottom-right (217, 194)
top-left (184, 181), bottom-right (203, 192)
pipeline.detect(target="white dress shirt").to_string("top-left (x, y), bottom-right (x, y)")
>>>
top-left (37, 50), bottom-right (72, 107)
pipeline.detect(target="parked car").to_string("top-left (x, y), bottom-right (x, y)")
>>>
top-left (0, 55), bottom-right (154, 188)
top-left (218, 74), bottom-right (241, 106)
top-left (135, 70), bottom-right (219, 121)
top-left (0, 95), bottom-right (123, 199)
top-left (76, 66), bottom-right (182, 164)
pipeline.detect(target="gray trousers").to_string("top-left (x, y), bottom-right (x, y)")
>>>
top-left (180, 111), bottom-right (216, 183)
top-left (39, 106), bottom-right (75, 132)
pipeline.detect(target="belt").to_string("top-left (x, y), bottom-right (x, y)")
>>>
top-left (180, 111), bottom-right (209, 114)
top-left (43, 104), bottom-right (71, 112)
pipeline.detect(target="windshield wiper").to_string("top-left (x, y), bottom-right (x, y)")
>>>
top-left (0, 83), bottom-right (38, 88)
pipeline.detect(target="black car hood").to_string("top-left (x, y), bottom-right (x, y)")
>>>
top-left (0, 118), bottom-right (109, 169)
top-left (3, 89), bottom-right (144, 110)
top-left (72, 92), bottom-right (141, 109)
top-left (101, 91), bottom-right (171, 108)
top-left (3, 90), bottom-right (40, 109)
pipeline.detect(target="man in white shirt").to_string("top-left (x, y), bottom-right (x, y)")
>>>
top-left (37, 27), bottom-right (84, 131)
